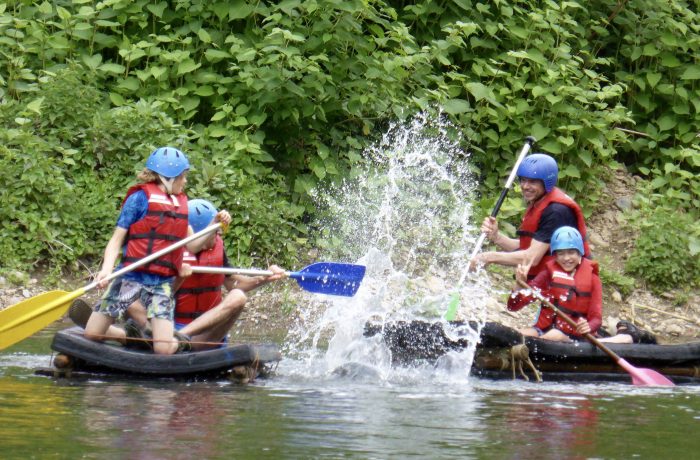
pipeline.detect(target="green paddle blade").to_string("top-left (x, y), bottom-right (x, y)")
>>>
top-left (443, 293), bottom-right (460, 321)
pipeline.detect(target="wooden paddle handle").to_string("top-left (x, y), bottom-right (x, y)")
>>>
top-left (515, 279), bottom-right (622, 362)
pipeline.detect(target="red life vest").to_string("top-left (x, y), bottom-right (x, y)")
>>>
top-left (122, 182), bottom-right (189, 277)
top-left (533, 258), bottom-right (599, 336)
top-left (517, 187), bottom-right (590, 278)
top-left (175, 235), bottom-right (226, 324)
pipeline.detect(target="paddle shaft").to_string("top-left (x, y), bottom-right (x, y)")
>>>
top-left (516, 279), bottom-right (623, 363)
top-left (192, 266), bottom-right (280, 277)
top-left (88, 222), bottom-right (223, 290)
top-left (469, 136), bottom-right (536, 261)
top-left (0, 223), bottom-right (221, 335)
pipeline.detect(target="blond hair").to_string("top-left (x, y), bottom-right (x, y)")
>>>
top-left (137, 168), bottom-right (160, 183)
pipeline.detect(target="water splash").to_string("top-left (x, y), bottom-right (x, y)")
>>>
top-left (282, 113), bottom-right (493, 383)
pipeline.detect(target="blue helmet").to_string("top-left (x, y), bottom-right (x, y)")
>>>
top-left (146, 147), bottom-right (190, 178)
top-left (517, 153), bottom-right (558, 193)
top-left (550, 226), bottom-right (584, 255)
top-left (188, 199), bottom-right (217, 233)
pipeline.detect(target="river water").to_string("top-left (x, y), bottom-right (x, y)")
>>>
top-left (2, 115), bottom-right (699, 458)
top-left (2, 323), bottom-right (700, 459)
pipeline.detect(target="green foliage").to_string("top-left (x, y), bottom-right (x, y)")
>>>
top-left (599, 266), bottom-right (636, 298)
top-left (624, 201), bottom-right (700, 292)
top-left (0, 0), bottom-right (698, 285)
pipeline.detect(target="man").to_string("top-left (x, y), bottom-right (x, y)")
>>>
top-left (470, 153), bottom-right (590, 279)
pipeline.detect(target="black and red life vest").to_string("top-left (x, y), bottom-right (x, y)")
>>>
top-left (517, 187), bottom-right (590, 278)
top-left (533, 258), bottom-right (599, 336)
top-left (121, 182), bottom-right (189, 277)
top-left (175, 235), bottom-right (226, 324)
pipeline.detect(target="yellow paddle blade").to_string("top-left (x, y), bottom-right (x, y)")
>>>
top-left (0, 289), bottom-right (86, 350)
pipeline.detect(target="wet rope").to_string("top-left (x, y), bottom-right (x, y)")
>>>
top-left (509, 343), bottom-right (542, 382)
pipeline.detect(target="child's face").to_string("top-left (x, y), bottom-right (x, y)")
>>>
top-left (554, 248), bottom-right (582, 272)
top-left (170, 171), bottom-right (188, 194)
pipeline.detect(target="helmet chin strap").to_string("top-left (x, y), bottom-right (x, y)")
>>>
top-left (159, 175), bottom-right (175, 194)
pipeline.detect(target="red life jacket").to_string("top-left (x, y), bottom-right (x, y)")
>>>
top-left (122, 182), bottom-right (189, 277)
top-left (533, 258), bottom-right (599, 336)
top-left (175, 235), bottom-right (226, 324)
top-left (517, 187), bottom-right (590, 278)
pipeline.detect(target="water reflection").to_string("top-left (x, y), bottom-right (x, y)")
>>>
top-left (79, 383), bottom-right (230, 459)
top-left (486, 391), bottom-right (599, 459)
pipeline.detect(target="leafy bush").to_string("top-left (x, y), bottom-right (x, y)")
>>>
top-left (625, 207), bottom-right (700, 292)
top-left (599, 266), bottom-right (636, 298)
top-left (0, 0), bottom-right (699, 284)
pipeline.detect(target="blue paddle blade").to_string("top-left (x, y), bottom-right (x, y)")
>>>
top-left (289, 262), bottom-right (366, 297)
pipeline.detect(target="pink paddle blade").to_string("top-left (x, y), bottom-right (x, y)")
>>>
top-left (617, 358), bottom-right (675, 386)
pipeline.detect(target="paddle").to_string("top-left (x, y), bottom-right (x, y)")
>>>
top-left (516, 279), bottom-right (675, 386)
top-left (0, 223), bottom-right (223, 350)
top-left (191, 262), bottom-right (366, 297)
top-left (444, 136), bottom-right (537, 321)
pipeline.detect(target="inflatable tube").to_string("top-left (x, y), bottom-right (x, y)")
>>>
top-left (49, 327), bottom-right (281, 378)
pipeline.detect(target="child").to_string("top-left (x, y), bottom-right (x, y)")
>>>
top-left (83, 147), bottom-right (192, 355)
top-left (172, 199), bottom-right (286, 350)
top-left (507, 226), bottom-right (602, 342)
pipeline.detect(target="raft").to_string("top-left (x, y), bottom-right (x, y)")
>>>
top-left (364, 320), bottom-right (700, 384)
top-left (40, 326), bottom-right (282, 381)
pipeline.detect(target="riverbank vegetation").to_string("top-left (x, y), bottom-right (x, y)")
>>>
top-left (0, 0), bottom-right (698, 293)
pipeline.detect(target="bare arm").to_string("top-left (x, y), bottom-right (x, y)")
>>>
top-left (478, 239), bottom-right (550, 268)
top-left (185, 210), bottom-right (233, 253)
top-left (224, 265), bottom-right (288, 293)
top-left (480, 216), bottom-right (520, 251)
top-left (96, 227), bottom-right (128, 288)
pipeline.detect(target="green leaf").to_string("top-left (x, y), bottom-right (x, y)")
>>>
top-left (109, 92), bottom-right (126, 106)
top-left (530, 124), bottom-right (550, 141)
top-left (466, 82), bottom-right (490, 101)
top-left (442, 98), bottom-right (470, 114)
top-left (578, 150), bottom-right (592, 167)
top-left (37, 1), bottom-right (52, 15)
top-left (198, 28), bottom-right (212, 44)
top-left (57, 6), bottom-right (71, 20)
top-left (205, 49), bottom-right (231, 62)
top-left (562, 164), bottom-right (580, 178)
top-left (646, 72), bottom-right (662, 88)
top-left (680, 66), bottom-right (700, 80)
top-left (177, 59), bottom-right (200, 75)
top-left (208, 126), bottom-right (229, 137)
top-left (81, 54), bottom-right (102, 69)
top-left (26, 97), bottom-right (44, 114)
top-left (650, 177), bottom-right (668, 189)
top-left (151, 66), bottom-right (167, 79)
top-left (657, 115), bottom-right (676, 132)
top-left (146, 2), bottom-right (167, 18)
top-left (195, 85), bottom-right (214, 96)
top-left (229, 2), bottom-right (254, 20)
top-left (99, 63), bottom-right (126, 74)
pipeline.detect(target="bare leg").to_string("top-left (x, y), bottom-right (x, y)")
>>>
top-left (539, 328), bottom-right (572, 342)
top-left (519, 327), bottom-right (541, 337)
top-left (151, 317), bottom-right (178, 355)
top-left (179, 289), bottom-right (247, 350)
top-left (127, 301), bottom-right (148, 328)
top-left (599, 334), bottom-right (633, 344)
top-left (84, 312), bottom-right (127, 343)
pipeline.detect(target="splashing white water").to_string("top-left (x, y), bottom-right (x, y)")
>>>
top-left (282, 113), bottom-right (493, 383)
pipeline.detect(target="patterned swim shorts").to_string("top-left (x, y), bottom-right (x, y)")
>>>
top-left (97, 278), bottom-right (174, 321)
